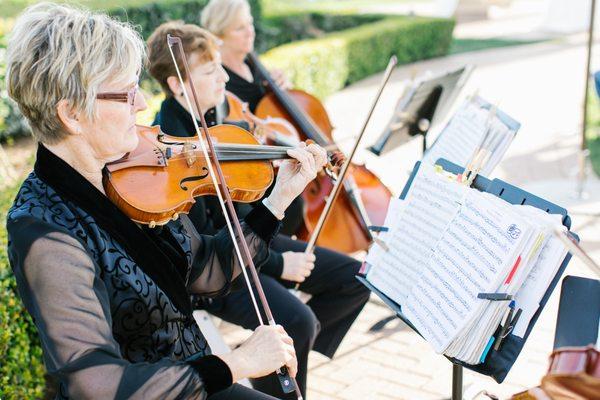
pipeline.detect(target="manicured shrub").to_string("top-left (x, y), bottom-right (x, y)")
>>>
top-left (262, 16), bottom-right (455, 98)
top-left (0, 182), bottom-right (47, 399)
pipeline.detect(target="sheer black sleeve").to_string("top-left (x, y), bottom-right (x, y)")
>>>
top-left (7, 216), bottom-right (230, 399)
top-left (184, 201), bottom-right (280, 296)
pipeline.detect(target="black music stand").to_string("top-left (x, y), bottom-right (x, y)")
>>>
top-left (358, 159), bottom-right (576, 400)
top-left (368, 65), bottom-right (472, 157)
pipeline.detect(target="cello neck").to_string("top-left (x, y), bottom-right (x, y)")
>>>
top-left (247, 52), bottom-right (330, 146)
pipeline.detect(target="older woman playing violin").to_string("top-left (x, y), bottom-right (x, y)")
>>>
top-left (6, 4), bottom-right (327, 399)
top-left (148, 21), bottom-right (371, 400)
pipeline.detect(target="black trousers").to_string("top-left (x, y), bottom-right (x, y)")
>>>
top-left (202, 234), bottom-right (370, 399)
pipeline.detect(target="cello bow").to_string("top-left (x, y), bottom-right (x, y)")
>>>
top-left (304, 55), bottom-right (398, 255)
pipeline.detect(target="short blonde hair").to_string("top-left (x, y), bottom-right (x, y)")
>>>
top-left (6, 2), bottom-right (146, 144)
top-left (200, 0), bottom-right (251, 37)
top-left (147, 21), bottom-right (220, 96)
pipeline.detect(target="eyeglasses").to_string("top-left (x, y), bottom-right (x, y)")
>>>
top-left (96, 84), bottom-right (139, 106)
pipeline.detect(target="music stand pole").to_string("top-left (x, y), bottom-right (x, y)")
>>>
top-left (452, 364), bottom-right (463, 400)
top-left (577, 0), bottom-right (596, 198)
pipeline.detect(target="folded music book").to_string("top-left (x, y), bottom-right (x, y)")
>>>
top-left (422, 96), bottom-right (520, 177)
top-left (366, 163), bottom-right (568, 365)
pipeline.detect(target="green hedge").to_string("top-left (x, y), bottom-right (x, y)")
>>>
top-left (256, 12), bottom-right (384, 53)
top-left (0, 182), bottom-right (47, 399)
top-left (0, 19), bottom-right (30, 143)
top-left (108, 0), bottom-right (261, 40)
top-left (261, 16), bottom-right (455, 99)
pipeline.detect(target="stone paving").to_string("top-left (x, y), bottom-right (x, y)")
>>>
top-left (220, 16), bottom-right (600, 400)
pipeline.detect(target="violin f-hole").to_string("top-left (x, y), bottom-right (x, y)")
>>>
top-left (179, 167), bottom-right (209, 191)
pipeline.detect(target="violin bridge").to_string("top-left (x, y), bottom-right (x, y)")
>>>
top-left (182, 142), bottom-right (196, 167)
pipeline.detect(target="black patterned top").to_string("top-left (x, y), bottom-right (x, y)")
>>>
top-left (7, 144), bottom-right (280, 399)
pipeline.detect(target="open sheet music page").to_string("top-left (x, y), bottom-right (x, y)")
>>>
top-left (403, 189), bottom-right (531, 353)
top-left (366, 164), bottom-right (466, 306)
top-left (512, 210), bottom-right (567, 337)
top-left (365, 198), bottom-right (405, 269)
top-left (422, 99), bottom-right (514, 176)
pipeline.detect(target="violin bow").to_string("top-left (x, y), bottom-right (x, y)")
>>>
top-left (167, 35), bottom-right (302, 399)
top-left (554, 227), bottom-right (600, 277)
top-left (304, 56), bottom-right (398, 256)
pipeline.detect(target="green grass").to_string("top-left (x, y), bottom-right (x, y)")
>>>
top-left (588, 136), bottom-right (600, 177)
top-left (449, 37), bottom-right (545, 55)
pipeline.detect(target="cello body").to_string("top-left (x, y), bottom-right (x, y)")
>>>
top-left (256, 90), bottom-right (392, 253)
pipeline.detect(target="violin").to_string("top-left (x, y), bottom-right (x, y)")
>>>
top-left (247, 52), bottom-right (392, 253)
top-left (121, 34), bottom-right (306, 398)
top-left (541, 345), bottom-right (600, 399)
top-left (510, 345), bottom-right (600, 400)
top-left (104, 124), bottom-right (305, 227)
top-left (225, 92), bottom-right (346, 176)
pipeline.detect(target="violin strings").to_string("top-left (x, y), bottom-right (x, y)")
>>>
top-left (156, 147), bottom-right (293, 163)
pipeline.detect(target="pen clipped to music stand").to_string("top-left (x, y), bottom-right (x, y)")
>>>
top-left (358, 159), bottom-right (577, 400)
top-left (368, 65), bottom-right (473, 157)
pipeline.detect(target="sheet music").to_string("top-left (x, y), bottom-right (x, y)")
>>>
top-left (366, 164), bottom-right (466, 306)
top-left (513, 231), bottom-right (567, 337)
top-left (422, 99), bottom-right (515, 176)
top-left (403, 190), bottom-right (530, 353)
top-left (365, 198), bottom-right (404, 270)
top-left (365, 161), bottom-right (571, 363)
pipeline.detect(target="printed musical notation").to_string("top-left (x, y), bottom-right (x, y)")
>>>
top-left (403, 190), bottom-right (529, 353)
top-left (366, 164), bottom-right (466, 306)
top-left (366, 162), bottom-right (569, 363)
top-left (422, 99), bottom-right (516, 176)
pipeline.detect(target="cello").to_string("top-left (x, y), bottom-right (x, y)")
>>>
top-left (225, 91), bottom-right (301, 147)
top-left (248, 52), bottom-right (392, 254)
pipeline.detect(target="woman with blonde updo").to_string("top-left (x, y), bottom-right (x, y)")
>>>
top-left (5, 3), bottom-right (330, 399)
top-left (201, 0), bottom-right (291, 112)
